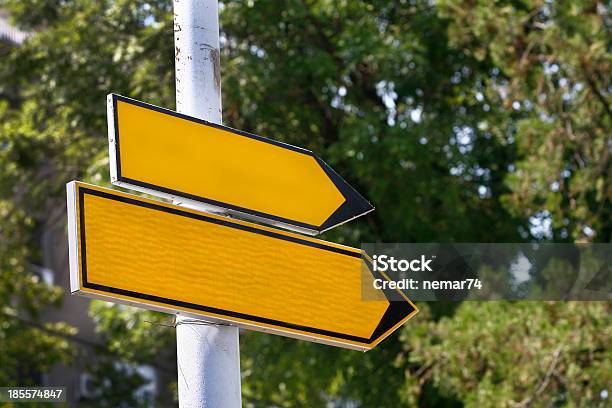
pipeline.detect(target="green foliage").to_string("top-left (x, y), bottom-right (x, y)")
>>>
top-left (89, 302), bottom-right (175, 363)
top-left (0, 162), bottom-right (76, 385)
top-left (438, 0), bottom-right (611, 242)
top-left (222, 0), bottom-right (522, 244)
top-left (0, 0), bottom-right (609, 406)
top-left (402, 302), bottom-right (611, 407)
top-left (240, 329), bottom-right (463, 408)
top-left (0, 0), bottom-right (175, 398)
top-left (78, 357), bottom-right (153, 408)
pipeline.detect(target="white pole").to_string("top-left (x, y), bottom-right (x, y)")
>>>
top-left (173, 1), bottom-right (242, 407)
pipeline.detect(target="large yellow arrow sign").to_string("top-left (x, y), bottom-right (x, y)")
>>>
top-left (67, 181), bottom-right (416, 350)
top-left (107, 94), bottom-right (374, 235)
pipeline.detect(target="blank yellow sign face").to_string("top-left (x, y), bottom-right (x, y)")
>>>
top-left (67, 181), bottom-right (416, 350)
top-left (107, 94), bottom-right (374, 235)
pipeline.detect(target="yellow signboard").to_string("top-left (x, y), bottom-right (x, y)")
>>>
top-left (67, 181), bottom-right (416, 350)
top-left (107, 94), bottom-right (374, 235)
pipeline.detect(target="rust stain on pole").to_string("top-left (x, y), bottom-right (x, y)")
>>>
top-left (210, 47), bottom-right (221, 94)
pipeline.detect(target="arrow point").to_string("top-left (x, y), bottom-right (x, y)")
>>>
top-left (369, 301), bottom-right (417, 347)
top-left (315, 157), bottom-right (374, 232)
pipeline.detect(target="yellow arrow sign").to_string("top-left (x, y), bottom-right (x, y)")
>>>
top-left (67, 181), bottom-right (416, 350)
top-left (107, 94), bottom-right (373, 235)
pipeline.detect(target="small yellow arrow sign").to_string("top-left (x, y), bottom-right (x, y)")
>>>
top-left (107, 94), bottom-right (374, 235)
top-left (67, 181), bottom-right (416, 350)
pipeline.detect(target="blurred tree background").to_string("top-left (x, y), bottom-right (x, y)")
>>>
top-left (0, 0), bottom-right (610, 407)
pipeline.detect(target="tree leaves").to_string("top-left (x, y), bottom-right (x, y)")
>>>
top-left (0, 0), bottom-right (609, 406)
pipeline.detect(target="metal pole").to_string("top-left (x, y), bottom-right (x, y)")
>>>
top-left (173, 1), bottom-right (242, 407)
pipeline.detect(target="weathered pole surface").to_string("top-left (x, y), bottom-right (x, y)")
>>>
top-left (173, 1), bottom-right (242, 406)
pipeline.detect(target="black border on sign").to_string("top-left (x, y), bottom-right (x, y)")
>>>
top-left (78, 186), bottom-right (414, 345)
top-left (110, 94), bottom-right (374, 234)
